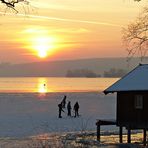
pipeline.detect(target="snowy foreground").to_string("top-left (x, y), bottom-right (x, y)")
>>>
top-left (0, 92), bottom-right (144, 147)
top-left (0, 131), bottom-right (145, 148)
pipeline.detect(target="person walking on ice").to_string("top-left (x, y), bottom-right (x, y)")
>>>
top-left (58, 103), bottom-right (64, 118)
top-left (73, 102), bottom-right (79, 117)
top-left (67, 101), bottom-right (72, 117)
top-left (61, 95), bottom-right (67, 108)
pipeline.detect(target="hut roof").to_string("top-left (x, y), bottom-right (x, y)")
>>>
top-left (104, 64), bottom-right (148, 94)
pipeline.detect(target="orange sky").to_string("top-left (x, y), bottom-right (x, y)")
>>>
top-left (0, 0), bottom-right (147, 63)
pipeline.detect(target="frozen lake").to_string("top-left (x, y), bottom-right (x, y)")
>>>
top-left (0, 92), bottom-right (116, 137)
top-left (0, 77), bottom-right (118, 137)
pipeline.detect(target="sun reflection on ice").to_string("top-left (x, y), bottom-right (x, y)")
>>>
top-left (37, 78), bottom-right (48, 97)
top-left (37, 78), bottom-right (54, 97)
top-left (39, 83), bottom-right (47, 94)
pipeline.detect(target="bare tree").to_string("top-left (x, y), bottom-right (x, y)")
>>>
top-left (0, 0), bottom-right (29, 12)
top-left (123, 7), bottom-right (148, 60)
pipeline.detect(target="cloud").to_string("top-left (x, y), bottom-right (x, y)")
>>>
top-left (0, 12), bottom-right (122, 27)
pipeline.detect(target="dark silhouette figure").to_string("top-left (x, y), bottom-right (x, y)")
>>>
top-left (58, 103), bottom-right (64, 118)
top-left (61, 95), bottom-right (67, 108)
top-left (73, 102), bottom-right (79, 117)
top-left (67, 101), bottom-right (72, 116)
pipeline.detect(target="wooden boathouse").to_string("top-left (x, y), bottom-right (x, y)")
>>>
top-left (96, 64), bottom-right (148, 145)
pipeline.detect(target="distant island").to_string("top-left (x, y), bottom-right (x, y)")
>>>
top-left (66, 69), bottom-right (101, 78)
top-left (103, 68), bottom-right (128, 78)
top-left (66, 68), bottom-right (127, 78)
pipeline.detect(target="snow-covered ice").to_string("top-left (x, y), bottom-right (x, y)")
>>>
top-left (0, 92), bottom-right (116, 138)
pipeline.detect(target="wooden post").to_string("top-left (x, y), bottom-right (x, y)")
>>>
top-left (127, 129), bottom-right (131, 143)
top-left (143, 129), bottom-right (147, 146)
top-left (119, 126), bottom-right (123, 143)
top-left (97, 123), bottom-right (100, 142)
top-left (96, 119), bottom-right (116, 142)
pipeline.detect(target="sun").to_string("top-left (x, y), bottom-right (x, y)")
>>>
top-left (35, 44), bottom-right (49, 58)
top-left (22, 27), bottom-right (59, 59)
top-left (38, 49), bottom-right (47, 58)
top-left (32, 36), bottom-right (55, 58)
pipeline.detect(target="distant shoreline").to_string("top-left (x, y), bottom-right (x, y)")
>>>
top-left (0, 76), bottom-right (119, 78)
top-left (0, 57), bottom-right (142, 77)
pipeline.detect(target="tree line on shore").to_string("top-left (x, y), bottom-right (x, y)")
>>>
top-left (66, 68), bottom-right (128, 78)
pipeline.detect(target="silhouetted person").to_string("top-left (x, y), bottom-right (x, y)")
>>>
top-left (58, 103), bottom-right (64, 118)
top-left (67, 101), bottom-right (72, 116)
top-left (73, 102), bottom-right (79, 117)
top-left (61, 95), bottom-right (67, 108)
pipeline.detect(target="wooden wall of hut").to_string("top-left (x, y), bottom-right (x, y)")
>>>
top-left (117, 91), bottom-right (148, 129)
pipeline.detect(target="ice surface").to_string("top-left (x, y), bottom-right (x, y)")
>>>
top-left (0, 92), bottom-right (116, 138)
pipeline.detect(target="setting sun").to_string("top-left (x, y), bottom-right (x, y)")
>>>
top-left (38, 49), bottom-right (47, 58)
top-left (21, 27), bottom-right (58, 59)
top-left (33, 36), bottom-right (55, 58)
top-left (34, 43), bottom-right (49, 58)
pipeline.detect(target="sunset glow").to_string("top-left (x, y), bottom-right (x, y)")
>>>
top-left (0, 0), bottom-right (148, 141)
top-left (0, 0), bottom-right (147, 63)
top-left (20, 27), bottom-right (58, 59)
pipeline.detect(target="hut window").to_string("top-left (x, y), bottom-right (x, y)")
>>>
top-left (135, 95), bottom-right (143, 109)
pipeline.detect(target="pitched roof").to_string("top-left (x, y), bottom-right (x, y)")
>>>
top-left (104, 64), bottom-right (148, 94)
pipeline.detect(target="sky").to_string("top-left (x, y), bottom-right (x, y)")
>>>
top-left (0, 0), bottom-right (147, 63)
